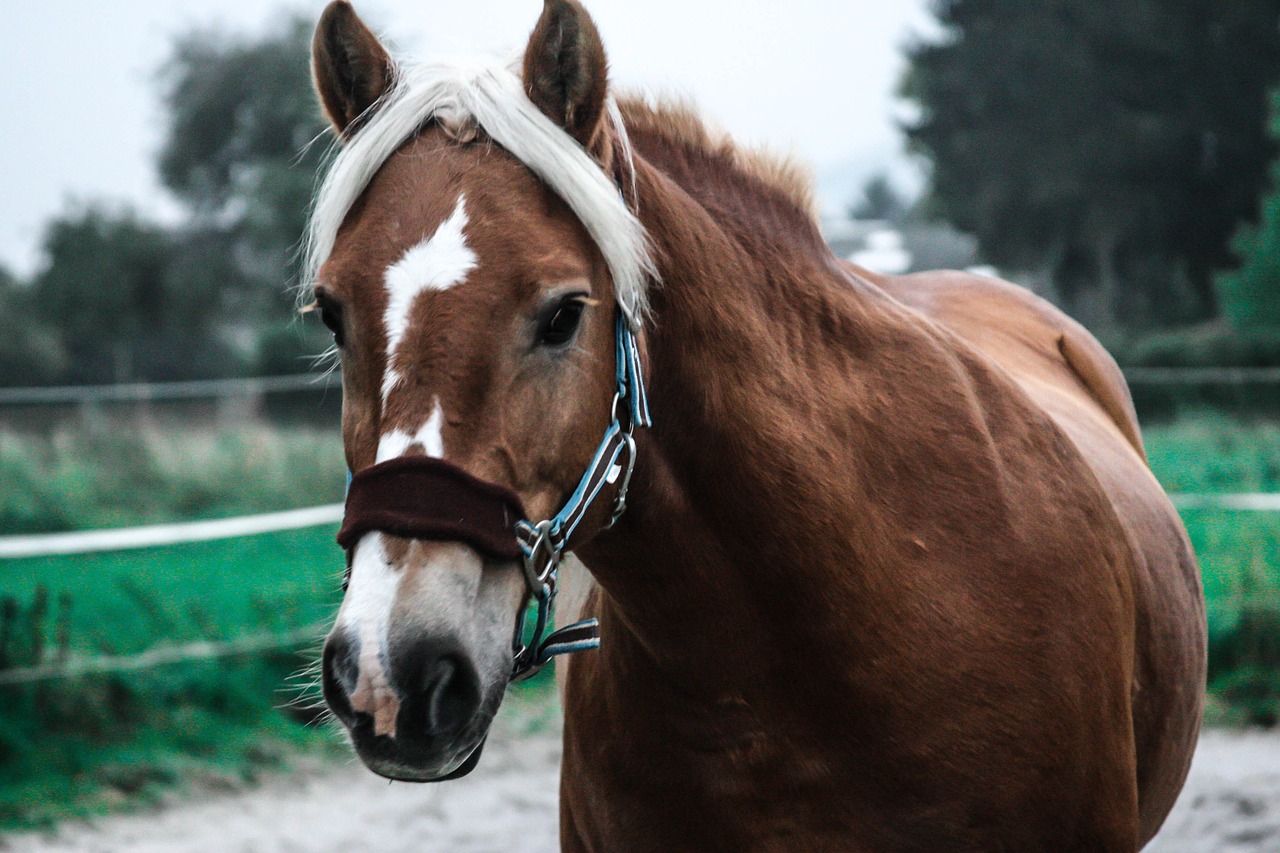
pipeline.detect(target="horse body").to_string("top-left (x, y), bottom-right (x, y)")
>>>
top-left (873, 268), bottom-right (1206, 842)
top-left (305, 3), bottom-right (1205, 849)
top-left (559, 104), bottom-right (1204, 851)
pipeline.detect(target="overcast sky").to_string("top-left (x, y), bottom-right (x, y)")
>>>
top-left (3, 0), bottom-right (936, 278)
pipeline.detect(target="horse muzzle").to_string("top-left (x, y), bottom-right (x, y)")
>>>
top-left (321, 617), bottom-right (502, 781)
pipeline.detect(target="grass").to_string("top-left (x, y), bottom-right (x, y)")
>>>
top-left (0, 526), bottom-right (344, 829)
top-left (0, 413), bottom-right (1276, 830)
top-left (0, 421), bottom-right (351, 830)
top-left (1144, 417), bottom-right (1280, 726)
top-left (0, 420), bottom-right (347, 535)
top-left (5, 527), bottom-right (342, 655)
top-left (0, 420), bottom-right (556, 831)
top-left (0, 520), bottom-right (563, 829)
top-left (1144, 417), bottom-right (1280, 494)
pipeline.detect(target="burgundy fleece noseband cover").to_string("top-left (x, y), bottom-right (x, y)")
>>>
top-left (337, 457), bottom-right (527, 562)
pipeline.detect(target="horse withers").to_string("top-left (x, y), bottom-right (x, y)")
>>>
top-left (307, 1), bottom-right (1206, 848)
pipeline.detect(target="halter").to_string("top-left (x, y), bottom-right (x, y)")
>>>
top-left (510, 313), bottom-right (650, 679)
top-left (338, 312), bottom-right (650, 682)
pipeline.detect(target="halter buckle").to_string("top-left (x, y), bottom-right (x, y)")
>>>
top-left (516, 518), bottom-right (563, 594)
top-left (606, 432), bottom-right (638, 528)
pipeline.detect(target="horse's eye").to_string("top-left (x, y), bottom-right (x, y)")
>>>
top-left (538, 296), bottom-right (587, 348)
top-left (316, 295), bottom-right (345, 348)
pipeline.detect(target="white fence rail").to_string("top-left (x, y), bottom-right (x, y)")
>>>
top-left (1169, 493), bottom-right (1280, 512)
top-left (0, 505), bottom-right (344, 559)
top-left (0, 373), bottom-right (338, 406)
top-left (0, 494), bottom-right (1273, 684)
top-left (0, 494), bottom-right (1273, 562)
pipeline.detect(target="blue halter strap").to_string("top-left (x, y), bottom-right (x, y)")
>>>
top-left (509, 313), bottom-right (651, 680)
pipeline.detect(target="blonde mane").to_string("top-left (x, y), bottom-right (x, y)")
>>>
top-left (305, 58), bottom-right (657, 328)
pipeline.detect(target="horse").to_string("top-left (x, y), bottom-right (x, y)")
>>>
top-left (308, 1), bottom-right (1206, 848)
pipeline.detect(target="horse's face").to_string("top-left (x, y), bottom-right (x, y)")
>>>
top-left (310, 0), bottom-right (622, 780)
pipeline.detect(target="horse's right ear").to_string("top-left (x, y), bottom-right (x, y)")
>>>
top-left (312, 1), bottom-right (395, 139)
top-left (523, 0), bottom-right (610, 152)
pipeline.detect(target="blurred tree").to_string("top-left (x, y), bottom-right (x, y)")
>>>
top-left (0, 16), bottom-right (332, 387)
top-left (159, 16), bottom-right (324, 270)
top-left (1217, 88), bottom-right (1280, 331)
top-left (28, 205), bottom-right (244, 384)
top-left (848, 173), bottom-right (909, 223)
top-left (157, 14), bottom-right (331, 370)
top-left (0, 266), bottom-right (65, 387)
top-left (903, 0), bottom-right (1280, 331)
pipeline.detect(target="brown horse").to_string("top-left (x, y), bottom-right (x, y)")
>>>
top-left (309, 1), bottom-right (1206, 849)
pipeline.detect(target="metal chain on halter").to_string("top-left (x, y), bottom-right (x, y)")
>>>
top-left (509, 313), bottom-right (651, 681)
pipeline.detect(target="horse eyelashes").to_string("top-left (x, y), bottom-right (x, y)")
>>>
top-left (317, 297), bottom-right (346, 348)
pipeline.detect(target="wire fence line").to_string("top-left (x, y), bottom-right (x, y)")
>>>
top-left (1123, 367), bottom-right (1280, 385)
top-left (0, 624), bottom-right (327, 686)
top-left (0, 367), bottom-right (1277, 407)
top-left (0, 373), bottom-right (339, 406)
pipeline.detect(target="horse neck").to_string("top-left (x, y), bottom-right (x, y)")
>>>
top-left (578, 156), bottom-right (913, 697)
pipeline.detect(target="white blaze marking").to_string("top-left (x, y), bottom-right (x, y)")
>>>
top-left (342, 533), bottom-right (399, 650)
top-left (381, 197), bottom-right (476, 403)
top-left (340, 532), bottom-right (402, 735)
top-left (377, 399), bottom-right (447, 463)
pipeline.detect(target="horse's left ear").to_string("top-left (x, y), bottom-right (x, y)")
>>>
top-left (522, 0), bottom-right (610, 153)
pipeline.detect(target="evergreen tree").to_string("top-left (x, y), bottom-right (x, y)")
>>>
top-left (903, 0), bottom-right (1280, 330)
top-left (1217, 88), bottom-right (1280, 331)
top-left (0, 267), bottom-right (63, 386)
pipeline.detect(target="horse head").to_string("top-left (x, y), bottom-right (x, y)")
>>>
top-left (310, 0), bottom-right (648, 782)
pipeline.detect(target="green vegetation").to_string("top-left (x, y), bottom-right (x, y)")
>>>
top-left (1144, 418), bottom-right (1280, 726)
top-left (1145, 417), bottom-right (1280, 494)
top-left (0, 422), bottom-right (346, 828)
top-left (0, 15), bottom-right (330, 388)
top-left (0, 421), bottom-right (561, 831)
top-left (0, 527), bottom-right (343, 829)
top-left (1217, 87), bottom-right (1280, 333)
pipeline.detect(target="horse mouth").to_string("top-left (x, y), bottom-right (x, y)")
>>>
top-left (348, 718), bottom-right (491, 783)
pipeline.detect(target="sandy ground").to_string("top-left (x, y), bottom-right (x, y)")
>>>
top-left (7, 721), bottom-right (1280, 852)
top-left (1145, 729), bottom-right (1280, 852)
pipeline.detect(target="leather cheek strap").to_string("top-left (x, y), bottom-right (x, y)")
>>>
top-left (337, 456), bottom-right (527, 562)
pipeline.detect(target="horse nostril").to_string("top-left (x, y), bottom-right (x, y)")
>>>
top-left (394, 642), bottom-right (482, 740)
top-left (321, 632), bottom-right (360, 723)
top-left (423, 655), bottom-right (477, 734)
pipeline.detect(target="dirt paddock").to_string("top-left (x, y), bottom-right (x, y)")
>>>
top-left (7, 713), bottom-right (1279, 852)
